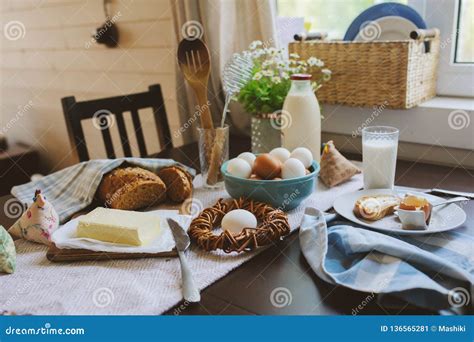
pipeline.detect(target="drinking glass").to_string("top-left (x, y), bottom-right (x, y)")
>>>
top-left (197, 125), bottom-right (229, 189)
top-left (362, 126), bottom-right (399, 189)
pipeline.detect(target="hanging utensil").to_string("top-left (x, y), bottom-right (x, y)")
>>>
top-left (220, 53), bottom-right (253, 127)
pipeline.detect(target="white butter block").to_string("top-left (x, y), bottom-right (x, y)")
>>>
top-left (77, 207), bottom-right (160, 246)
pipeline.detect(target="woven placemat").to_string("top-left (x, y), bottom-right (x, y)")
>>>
top-left (0, 171), bottom-right (363, 315)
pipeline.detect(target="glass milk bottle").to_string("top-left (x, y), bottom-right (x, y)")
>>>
top-left (282, 74), bottom-right (321, 161)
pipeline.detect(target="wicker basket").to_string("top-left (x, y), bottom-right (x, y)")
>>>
top-left (289, 33), bottom-right (440, 109)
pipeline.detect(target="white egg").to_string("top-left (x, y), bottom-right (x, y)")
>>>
top-left (269, 147), bottom-right (290, 163)
top-left (227, 158), bottom-right (252, 178)
top-left (238, 152), bottom-right (256, 168)
top-left (221, 209), bottom-right (257, 234)
top-left (290, 147), bottom-right (313, 168)
top-left (282, 158), bottom-right (306, 179)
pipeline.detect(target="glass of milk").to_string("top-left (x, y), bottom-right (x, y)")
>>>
top-left (362, 126), bottom-right (399, 189)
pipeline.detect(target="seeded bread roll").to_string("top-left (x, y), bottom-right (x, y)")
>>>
top-left (157, 166), bottom-right (193, 202)
top-left (98, 167), bottom-right (166, 210)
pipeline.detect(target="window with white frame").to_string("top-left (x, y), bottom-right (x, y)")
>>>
top-left (411, 0), bottom-right (473, 97)
top-left (277, 0), bottom-right (474, 98)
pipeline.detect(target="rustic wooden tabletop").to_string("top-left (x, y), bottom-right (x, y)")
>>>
top-left (1, 135), bottom-right (472, 315)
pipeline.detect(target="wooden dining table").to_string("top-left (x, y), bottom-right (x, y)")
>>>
top-left (1, 135), bottom-right (472, 315)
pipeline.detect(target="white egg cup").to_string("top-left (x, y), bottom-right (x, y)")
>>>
top-left (396, 207), bottom-right (428, 230)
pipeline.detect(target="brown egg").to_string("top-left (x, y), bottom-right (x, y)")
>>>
top-left (253, 154), bottom-right (281, 179)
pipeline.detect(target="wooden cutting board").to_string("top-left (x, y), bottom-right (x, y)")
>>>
top-left (46, 243), bottom-right (177, 262)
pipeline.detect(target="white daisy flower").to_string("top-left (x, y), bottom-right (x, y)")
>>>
top-left (267, 47), bottom-right (278, 56)
top-left (322, 68), bottom-right (332, 80)
top-left (307, 57), bottom-right (324, 67)
top-left (262, 69), bottom-right (274, 77)
top-left (281, 71), bottom-right (289, 79)
top-left (253, 72), bottom-right (263, 81)
top-left (262, 60), bottom-right (273, 68)
top-left (252, 49), bottom-right (265, 58)
top-left (272, 76), bottom-right (281, 84)
top-left (249, 40), bottom-right (262, 50)
top-left (289, 53), bottom-right (300, 59)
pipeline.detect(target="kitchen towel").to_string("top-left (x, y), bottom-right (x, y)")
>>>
top-left (0, 172), bottom-right (364, 315)
top-left (11, 158), bottom-right (195, 224)
top-left (299, 207), bottom-right (474, 313)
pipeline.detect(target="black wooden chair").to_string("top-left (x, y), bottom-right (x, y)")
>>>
top-left (61, 84), bottom-right (172, 162)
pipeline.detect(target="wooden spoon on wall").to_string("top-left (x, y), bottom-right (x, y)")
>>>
top-left (177, 38), bottom-right (214, 129)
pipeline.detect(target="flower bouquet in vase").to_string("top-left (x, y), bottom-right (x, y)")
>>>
top-left (236, 41), bottom-right (331, 154)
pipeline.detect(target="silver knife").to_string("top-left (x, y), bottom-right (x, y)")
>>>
top-left (395, 186), bottom-right (474, 199)
top-left (167, 218), bottom-right (200, 303)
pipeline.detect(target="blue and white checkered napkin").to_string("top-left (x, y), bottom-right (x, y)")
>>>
top-left (300, 208), bottom-right (473, 313)
top-left (11, 158), bottom-right (195, 224)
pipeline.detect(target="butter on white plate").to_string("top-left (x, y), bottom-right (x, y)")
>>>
top-left (77, 207), bottom-right (160, 246)
top-left (52, 209), bottom-right (191, 253)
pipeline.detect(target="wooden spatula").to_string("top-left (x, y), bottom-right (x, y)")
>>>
top-left (177, 38), bottom-right (214, 129)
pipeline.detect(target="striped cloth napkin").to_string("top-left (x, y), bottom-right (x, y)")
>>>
top-left (11, 158), bottom-right (195, 224)
top-left (300, 208), bottom-right (473, 313)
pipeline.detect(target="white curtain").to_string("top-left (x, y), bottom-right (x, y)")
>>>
top-left (171, 0), bottom-right (279, 143)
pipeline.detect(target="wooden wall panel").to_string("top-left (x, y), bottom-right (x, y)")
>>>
top-left (0, 0), bottom-right (182, 172)
top-left (0, 20), bottom-right (174, 51)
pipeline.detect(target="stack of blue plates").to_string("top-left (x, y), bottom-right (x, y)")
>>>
top-left (344, 2), bottom-right (427, 41)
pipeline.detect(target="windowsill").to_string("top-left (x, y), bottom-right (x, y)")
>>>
top-left (419, 96), bottom-right (474, 111)
top-left (322, 96), bottom-right (474, 151)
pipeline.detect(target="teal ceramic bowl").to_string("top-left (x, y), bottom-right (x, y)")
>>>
top-left (220, 160), bottom-right (320, 211)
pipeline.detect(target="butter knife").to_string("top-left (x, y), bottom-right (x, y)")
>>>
top-left (167, 218), bottom-right (200, 303)
top-left (395, 186), bottom-right (474, 199)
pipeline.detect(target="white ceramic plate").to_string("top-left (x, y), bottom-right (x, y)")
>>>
top-left (52, 210), bottom-right (191, 253)
top-left (333, 189), bottom-right (467, 235)
top-left (354, 16), bottom-right (417, 41)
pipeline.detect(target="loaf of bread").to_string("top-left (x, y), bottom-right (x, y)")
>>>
top-left (353, 194), bottom-right (400, 221)
top-left (157, 166), bottom-right (193, 202)
top-left (98, 167), bottom-right (166, 210)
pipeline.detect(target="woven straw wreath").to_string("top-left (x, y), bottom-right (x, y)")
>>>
top-left (188, 197), bottom-right (290, 253)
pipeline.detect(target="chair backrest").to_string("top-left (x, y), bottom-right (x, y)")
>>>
top-left (61, 84), bottom-right (172, 162)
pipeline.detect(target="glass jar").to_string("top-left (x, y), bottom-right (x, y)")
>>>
top-left (197, 125), bottom-right (229, 188)
top-left (250, 113), bottom-right (281, 154)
